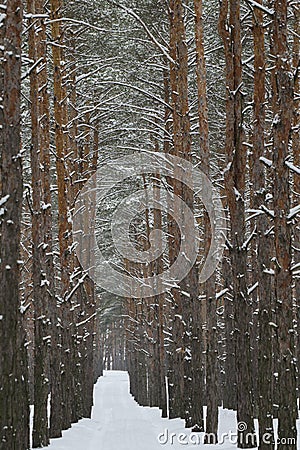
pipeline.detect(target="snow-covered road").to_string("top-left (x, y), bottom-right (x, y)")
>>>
top-left (42, 371), bottom-right (299, 450)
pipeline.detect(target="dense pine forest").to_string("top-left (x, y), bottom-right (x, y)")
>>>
top-left (0, 0), bottom-right (299, 449)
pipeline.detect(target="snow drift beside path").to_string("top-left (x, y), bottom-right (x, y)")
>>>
top-left (40, 370), bottom-right (300, 450)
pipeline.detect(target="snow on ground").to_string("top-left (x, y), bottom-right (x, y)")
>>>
top-left (40, 370), bottom-right (300, 450)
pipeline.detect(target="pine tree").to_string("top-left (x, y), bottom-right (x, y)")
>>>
top-left (219, 0), bottom-right (256, 445)
top-left (27, 1), bottom-right (53, 445)
top-left (0, 1), bottom-right (29, 448)
top-left (251, 2), bottom-right (274, 448)
top-left (272, 0), bottom-right (298, 445)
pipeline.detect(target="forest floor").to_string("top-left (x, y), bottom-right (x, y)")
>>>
top-left (39, 371), bottom-right (300, 450)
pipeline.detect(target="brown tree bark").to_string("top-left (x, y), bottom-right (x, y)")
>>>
top-left (0, 1), bottom-right (30, 448)
top-left (35, 0), bottom-right (61, 441)
top-left (292, 3), bottom-right (300, 397)
top-left (219, 0), bottom-right (256, 446)
top-left (222, 253), bottom-right (237, 410)
top-left (193, 0), bottom-right (218, 440)
top-left (50, 0), bottom-right (74, 432)
top-left (27, 1), bottom-right (51, 446)
top-left (163, 64), bottom-right (180, 420)
top-left (251, 3), bottom-right (274, 448)
top-left (166, 2), bottom-right (186, 416)
top-left (153, 166), bottom-right (168, 417)
top-left (168, 0), bottom-right (198, 425)
top-left (272, 0), bottom-right (298, 446)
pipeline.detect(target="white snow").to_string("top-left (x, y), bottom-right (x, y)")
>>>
top-left (248, 282), bottom-right (258, 295)
top-left (273, 114), bottom-right (280, 125)
top-left (0, 194), bottom-right (10, 206)
top-left (38, 371), bottom-right (300, 450)
top-left (259, 157), bottom-right (273, 168)
top-left (41, 202), bottom-right (52, 210)
top-left (0, 194), bottom-right (10, 215)
top-left (263, 268), bottom-right (275, 275)
top-left (288, 204), bottom-right (300, 220)
top-left (286, 161), bottom-right (300, 175)
top-left (233, 187), bottom-right (242, 201)
top-left (216, 288), bottom-right (229, 299)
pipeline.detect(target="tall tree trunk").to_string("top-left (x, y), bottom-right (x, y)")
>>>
top-left (35, 0), bottom-right (60, 441)
top-left (193, 0), bottom-right (218, 440)
top-left (27, 1), bottom-right (50, 446)
top-left (292, 3), bottom-right (300, 397)
top-left (50, 0), bottom-right (74, 432)
top-left (272, 0), bottom-right (297, 446)
top-left (152, 157), bottom-right (168, 417)
top-left (222, 252), bottom-right (237, 409)
top-left (0, 1), bottom-right (29, 448)
top-left (167, 2), bottom-right (185, 416)
top-left (163, 64), bottom-right (179, 420)
top-left (168, 0), bottom-right (197, 425)
top-left (252, 3), bottom-right (274, 448)
top-left (219, 0), bottom-right (256, 446)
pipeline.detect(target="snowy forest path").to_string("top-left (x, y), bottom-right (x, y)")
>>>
top-left (41, 371), bottom-right (176, 449)
top-left (42, 371), bottom-right (241, 450)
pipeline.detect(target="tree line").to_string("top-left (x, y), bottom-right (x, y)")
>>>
top-left (0, 0), bottom-right (299, 449)
top-left (1, 0), bottom-right (103, 447)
